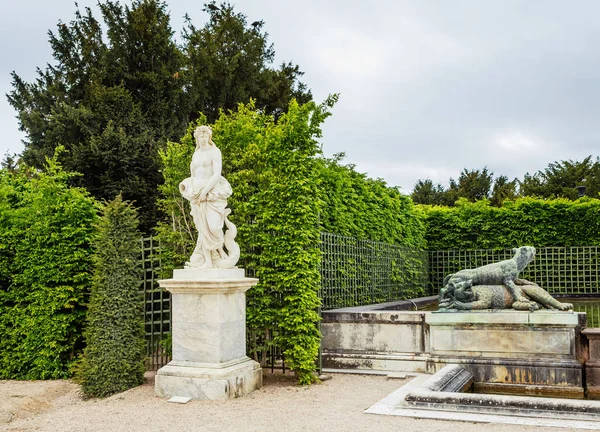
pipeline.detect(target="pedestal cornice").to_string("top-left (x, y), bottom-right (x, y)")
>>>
top-left (158, 277), bottom-right (259, 294)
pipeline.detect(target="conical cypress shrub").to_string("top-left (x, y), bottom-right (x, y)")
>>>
top-left (77, 194), bottom-right (145, 397)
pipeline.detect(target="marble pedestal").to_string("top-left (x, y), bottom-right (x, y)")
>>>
top-left (155, 268), bottom-right (262, 400)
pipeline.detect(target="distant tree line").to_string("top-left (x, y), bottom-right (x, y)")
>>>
top-left (411, 156), bottom-right (600, 206)
top-left (7, 0), bottom-right (311, 231)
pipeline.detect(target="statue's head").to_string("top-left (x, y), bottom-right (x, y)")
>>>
top-left (512, 246), bottom-right (536, 268)
top-left (453, 279), bottom-right (475, 303)
top-left (194, 125), bottom-right (214, 147)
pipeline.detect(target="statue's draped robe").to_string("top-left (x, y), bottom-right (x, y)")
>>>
top-left (180, 176), bottom-right (232, 256)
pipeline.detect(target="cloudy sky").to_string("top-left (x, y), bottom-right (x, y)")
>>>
top-left (2, 0), bottom-right (599, 193)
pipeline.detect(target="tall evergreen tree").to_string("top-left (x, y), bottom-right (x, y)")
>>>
top-left (99, 0), bottom-right (188, 141)
top-left (490, 175), bottom-right (518, 206)
top-left (455, 167), bottom-right (493, 202)
top-left (183, 1), bottom-right (312, 122)
top-left (411, 179), bottom-right (446, 205)
top-left (76, 194), bottom-right (145, 398)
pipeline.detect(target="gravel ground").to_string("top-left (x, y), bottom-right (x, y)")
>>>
top-left (0, 372), bottom-right (571, 432)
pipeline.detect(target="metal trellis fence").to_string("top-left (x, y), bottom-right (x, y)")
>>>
top-left (140, 236), bottom-right (171, 370)
top-left (139, 236), bottom-right (600, 369)
top-left (319, 232), bottom-right (429, 310)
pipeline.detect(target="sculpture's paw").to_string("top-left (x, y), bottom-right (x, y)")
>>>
top-left (513, 301), bottom-right (537, 311)
top-left (558, 303), bottom-right (574, 311)
top-left (453, 300), bottom-right (469, 310)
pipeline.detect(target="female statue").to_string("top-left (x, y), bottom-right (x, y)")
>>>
top-left (179, 125), bottom-right (239, 269)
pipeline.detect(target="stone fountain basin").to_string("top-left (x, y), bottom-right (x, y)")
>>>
top-left (367, 365), bottom-right (600, 430)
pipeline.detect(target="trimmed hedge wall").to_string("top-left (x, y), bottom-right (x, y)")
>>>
top-left (0, 157), bottom-right (98, 379)
top-left (422, 197), bottom-right (600, 250)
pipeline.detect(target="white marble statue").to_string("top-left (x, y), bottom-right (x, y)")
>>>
top-left (179, 125), bottom-right (240, 269)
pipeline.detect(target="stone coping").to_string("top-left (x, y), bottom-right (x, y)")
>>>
top-left (323, 296), bottom-right (437, 313)
top-left (405, 365), bottom-right (600, 420)
top-left (172, 268), bottom-right (246, 280)
top-left (322, 301), bottom-right (585, 325)
top-left (427, 310), bottom-right (584, 326)
top-left (163, 357), bottom-right (253, 370)
top-left (322, 310), bottom-right (426, 324)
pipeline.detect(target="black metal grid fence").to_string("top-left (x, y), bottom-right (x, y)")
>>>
top-left (140, 237), bottom-right (170, 370)
top-left (139, 236), bottom-right (600, 369)
top-left (319, 232), bottom-right (429, 310)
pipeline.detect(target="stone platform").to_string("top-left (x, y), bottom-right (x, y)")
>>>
top-left (322, 306), bottom-right (587, 398)
top-left (155, 358), bottom-right (262, 400)
top-left (154, 268), bottom-right (262, 400)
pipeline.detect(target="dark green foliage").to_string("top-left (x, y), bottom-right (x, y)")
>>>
top-left (520, 156), bottom-right (600, 199)
top-left (411, 179), bottom-right (446, 206)
top-left (412, 168), bottom-right (494, 206)
top-left (413, 156), bottom-right (600, 207)
top-left (490, 175), bottom-right (518, 207)
top-left (8, 1), bottom-right (180, 231)
top-left (422, 197), bottom-right (600, 250)
top-left (183, 2), bottom-right (312, 123)
top-left (8, 1), bottom-right (311, 231)
top-left (453, 167), bottom-right (494, 202)
top-left (99, 0), bottom-right (188, 141)
top-left (76, 195), bottom-right (145, 398)
top-left (0, 154), bottom-right (97, 379)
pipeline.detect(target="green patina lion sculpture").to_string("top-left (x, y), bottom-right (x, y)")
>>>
top-left (438, 246), bottom-right (573, 311)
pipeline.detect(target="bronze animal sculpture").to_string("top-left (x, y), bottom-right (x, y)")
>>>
top-left (438, 246), bottom-right (572, 311)
top-left (440, 246), bottom-right (536, 309)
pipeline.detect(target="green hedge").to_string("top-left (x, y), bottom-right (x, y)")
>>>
top-left (157, 100), bottom-right (327, 384)
top-left (422, 197), bottom-right (600, 250)
top-left (318, 155), bottom-right (426, 248)
top-left (0, 155), bottom-right (98, 379)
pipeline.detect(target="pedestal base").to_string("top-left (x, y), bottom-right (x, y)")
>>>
top-left (155, 357), bottom-right (262, 400)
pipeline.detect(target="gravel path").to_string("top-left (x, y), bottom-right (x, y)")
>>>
top-left (0, 372), bottom-right (569, 432)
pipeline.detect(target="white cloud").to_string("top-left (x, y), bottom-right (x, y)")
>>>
top-left (490, 131), bottom-right (549, 160)
top-left (315, 27), bottom-right (389, 80)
